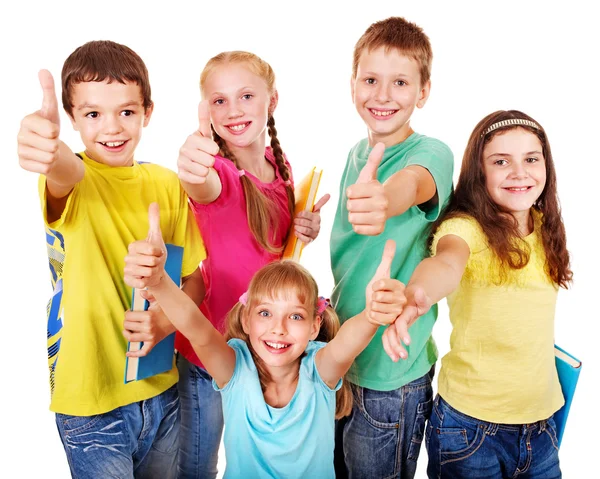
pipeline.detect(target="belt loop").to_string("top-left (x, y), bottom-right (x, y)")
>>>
top-left (485, 423), bottom-right (499, 436)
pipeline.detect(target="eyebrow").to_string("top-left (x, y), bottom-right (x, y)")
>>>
top-left (486, 150), bottom-right (543, 159)
top-left (77, 101), bottom-right (141, 111)
top-left (361, 71), bottom-right (411, 78)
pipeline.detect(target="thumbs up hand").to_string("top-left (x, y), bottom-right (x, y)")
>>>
top-left (18, 70), bottom-right (61, 175)
top-left (124, 203), bottom-right (167, 290)
top-left (177, 100), bottom-right (221, 185)
top-left (364, 240), bottom-right (406, 326)
top-left (346, 142), bottom-right (388, 235)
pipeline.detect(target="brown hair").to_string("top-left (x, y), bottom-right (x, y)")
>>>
top-left (225, 260), bottom-right (353, 418)
top-left (432, 110), bottom-right (572, 288)
top-left (352, 17), bottom-right (432, 86)
top-left (61, 40), bottom-right (152, 117)
top-left (200, 51), bottom-right (295, 254)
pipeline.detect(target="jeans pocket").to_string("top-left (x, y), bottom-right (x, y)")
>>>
top-left (408, 397), bottom-right (433, 460)
top-left (57, 413), bottom-right (102, 436)
top-left (438, 422), bottom-right (485, 465)
top-left (358, 387), bottom-right (400, 428)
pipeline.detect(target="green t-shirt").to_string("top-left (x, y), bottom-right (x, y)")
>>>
top-left (330, 133), bottom-right (454, 391)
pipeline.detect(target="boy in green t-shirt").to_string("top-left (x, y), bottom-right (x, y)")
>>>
top-left (331, 17), bottom-right (454, 478)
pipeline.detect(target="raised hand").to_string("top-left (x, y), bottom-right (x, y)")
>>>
top-left (346, 142), bottom-right (388, 235)
top-left (294, 193), bottom-right (331, 244)
top-left (124, 203), bottom-right (166, 290)
top-left (18, 70), bottom-right (61, 175)
top-left (382, 285), bottom-right (432, 362)
top-left (177, 100), bottom-right (221, 184)
top-left (365, 240), bottom-right (406, 326)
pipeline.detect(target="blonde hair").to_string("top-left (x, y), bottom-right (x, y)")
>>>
top-left (225, 260), bottom-right (353, 418)
top-left (200, 51), bottom-right (295, 253)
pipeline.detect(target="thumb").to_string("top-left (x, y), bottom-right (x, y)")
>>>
top-left (197, 100), bottom-right (212, 138)
top-left (357, 142), bottom-right (384, 184)
top-left (372, 240), bottom-right (396, 281)
top-left (146, 203), bottom-right (164, 247)
top-left (38, 69), bottom-right (60, 125)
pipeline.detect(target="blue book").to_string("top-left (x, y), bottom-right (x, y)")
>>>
top-left (553, 345), bottom-right (582, 448)
top-left (124, 244), bottom-right (183, 383)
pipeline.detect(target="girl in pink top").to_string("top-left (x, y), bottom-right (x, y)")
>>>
top-left (174, 51), bottom-right (329, 478)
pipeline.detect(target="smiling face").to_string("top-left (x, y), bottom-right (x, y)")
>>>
top-left (202, 62), bottom-right (277, 151)
top-left (351, 46), bottom-right (430, 147)
top-left (483, 127), bottom-right (546, 226)
top-left (68, 80), bottom-right (152, 167)
top-left (242, 291), bottom-right (320, 373)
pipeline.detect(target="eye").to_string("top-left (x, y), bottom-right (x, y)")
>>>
top-left (258, 309), bottom-right (271, 318)
top-left (290, 313), bottom-right (304, 321)
top-left (493, 159), bottom-right (508, 166)
top-left (214, 98), bottom-right (225, 105)
top-left (85, 111), bottom-right (99, 119)
top-left (525, 157), bottom-right (539, 163)
top-left (121, 110), bottom-right (134, 117)
top-left (394, 80), bottom-right (407, 86)
top-left (365, 78), bottom-right (376, 85)
top-left (242, 94), bottom-right (253, 100)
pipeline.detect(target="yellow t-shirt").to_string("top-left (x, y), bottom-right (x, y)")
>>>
top-left (431, 213), bottom-right (563, 424)
top-left (39, 152), bottom-right (205, 416)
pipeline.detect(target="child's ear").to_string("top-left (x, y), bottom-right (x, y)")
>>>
top-left (350, 76), bottom-right (355, 103)
top-left (68, 113), bottom-right (79, 132)
top-left (416, 80), bottom-right (431, 109)
top-left (268, 90), bottom-right (279, 116)
top-left (143, 103), bottom-right (154, 127)
top-left (310, 315), bottom-right (322, 340)
top-left (241, 311), bottom-right (251, 335)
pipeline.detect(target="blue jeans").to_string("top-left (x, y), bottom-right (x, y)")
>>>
top-left (177, 354), bottom-right (224, 479)
top-left (426, 395), bottom-right (561, 479)
top-left (55, 384), bottom-right (179, 478)
top-left (335, 368), bottom-right (434, 479)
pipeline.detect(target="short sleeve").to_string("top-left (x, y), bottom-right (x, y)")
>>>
top-left (37, 166), bottom-right (84, 230)
top-left (405, 139), bottom-right (454, 221)
top-left (305, 341), bottom-right (343, 393)
top-left (431, 216), bottom-right (486, 256)
top-left (213, 338), bottom-right (253, 393)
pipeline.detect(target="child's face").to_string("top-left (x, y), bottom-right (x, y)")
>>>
top-left (242, 292), bottom-right (320, 372)
top-left (203, 63), bottom-right (277, 150)
top-left (68, 80), bottom-right (152, 167)
top-left (351, 47), bottom-right (429, 147)
top-left (483, 128), bottom-right (546, 221)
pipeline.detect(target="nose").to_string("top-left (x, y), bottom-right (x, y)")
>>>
top-left (227, 99), bottom-right (244, 119)
top-left (509, 161), bottom-right (529, 179)
top-left (104, 114), bottom-right (124, 135)
top-left (270, 316), bottom-right (287, 335)
top-left (374, 82), bottom-right (390, 103)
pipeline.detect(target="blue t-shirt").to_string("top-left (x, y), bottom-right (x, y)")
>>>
top-left (214, 339), bottom-right (342, 478)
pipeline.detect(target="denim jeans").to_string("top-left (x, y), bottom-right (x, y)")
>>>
top-left (425, 395), bottom-right (561, 479)
top-left (335, 368), bottom-right (434, 479)
top-left (55, 384), bottom-right (179, 479)
top-left (176, 354), bottom-right (224, 479)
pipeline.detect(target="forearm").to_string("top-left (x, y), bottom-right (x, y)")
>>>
top-left (181, 169), bottom-right (221, 204)
top-left (182, 268), bottom-right (206, 306)
top-left (408, 255), bottom-right (462, 303)
top-left (383, 167), bottom-right (436, 219)
top-left (46, 141), bottom-right (84, 198)
top-left (149, 274), bottom-right (216, 347)
top-left (325, 312), bottom-right (378, 373)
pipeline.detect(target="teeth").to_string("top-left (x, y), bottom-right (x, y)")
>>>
top-left (229, 123), bottom-right (247, 131)
top-left (104, 141), bottom-right (125, 147)
top-left (265, 341), bottom-right (288, 349)
top-left (507, 187), bottom-right (529, 191)
top-left (371, 109), bottom-right (396, 117)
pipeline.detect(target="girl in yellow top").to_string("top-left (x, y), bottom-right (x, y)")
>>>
top-left (383, 110), bottom-right (572, 479)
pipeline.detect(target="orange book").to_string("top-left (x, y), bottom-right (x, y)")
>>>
top-left (283, 167), bottom-right (323, 262)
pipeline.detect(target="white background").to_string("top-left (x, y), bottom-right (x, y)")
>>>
top-left (1, 1), bottom-right (597, 477)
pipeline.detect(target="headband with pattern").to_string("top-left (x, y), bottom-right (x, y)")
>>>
top-left (483, 118), bottom-right (541, 137)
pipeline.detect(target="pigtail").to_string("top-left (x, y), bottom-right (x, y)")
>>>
top-left (212, 128), bottom-right (282, 254)
top-left (267, 115), bottom-right (295, 221)
top-left (316, 305), bottom-right (353, 419)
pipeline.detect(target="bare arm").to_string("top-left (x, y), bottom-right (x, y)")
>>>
top-left (383, 165), bottom-right (437, 219)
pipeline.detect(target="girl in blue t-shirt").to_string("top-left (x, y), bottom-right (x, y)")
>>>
top-left (125, 209), bottom-right (405, 478)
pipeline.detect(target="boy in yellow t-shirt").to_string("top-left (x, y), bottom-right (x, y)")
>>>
top-left (17, 41), bottom-right (205, 478)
